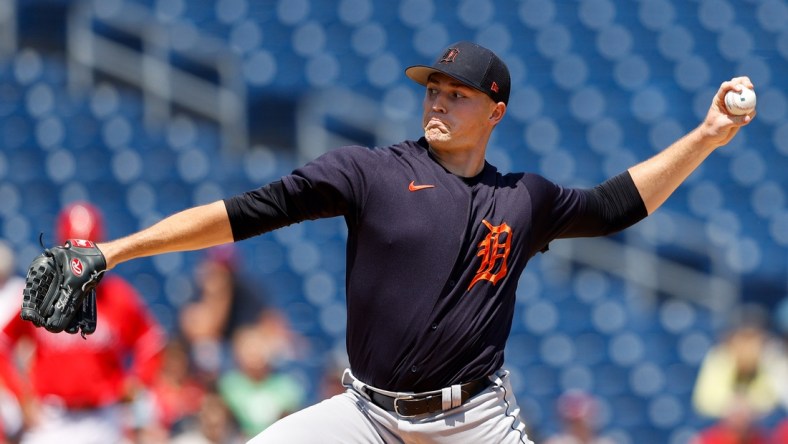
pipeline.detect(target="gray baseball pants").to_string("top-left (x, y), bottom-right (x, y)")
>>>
top-left (247, 368), bottom-right (534, 444)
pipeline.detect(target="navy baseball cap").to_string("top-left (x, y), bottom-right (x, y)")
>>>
top-left (405, 41), bottom-right (511, 105)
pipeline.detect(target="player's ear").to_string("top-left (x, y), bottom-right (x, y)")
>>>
top-left (489, 102), bottom-right (506, 125)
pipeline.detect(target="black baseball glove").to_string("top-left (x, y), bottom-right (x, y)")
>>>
top-left (21, 239), bottom-right (106, 337)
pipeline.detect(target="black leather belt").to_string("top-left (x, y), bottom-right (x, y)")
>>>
top-left (366, 379), bottom-right (491, 417)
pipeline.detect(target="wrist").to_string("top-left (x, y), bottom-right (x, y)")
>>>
top-left (693, 123), bottom-right (723, 152)
top-left (95, 242), bottom-right (116, 270)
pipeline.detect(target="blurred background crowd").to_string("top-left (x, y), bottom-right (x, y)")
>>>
top-left (0, 0), bottom-right (787, 443)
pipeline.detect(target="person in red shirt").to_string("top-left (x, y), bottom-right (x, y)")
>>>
top-left (771, 419), bottom-right (788, 444)
top-left (0, 241), bottom-right (26, 441)
top-left (0, 202), bottom-right (166, 444)
top-left (543, 390), bottom-right (615, 444)
top-left (692, 393), bottom-right (771, 444)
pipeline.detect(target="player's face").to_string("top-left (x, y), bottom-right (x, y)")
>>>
top-left (422, 73), bottom-right (500, 150)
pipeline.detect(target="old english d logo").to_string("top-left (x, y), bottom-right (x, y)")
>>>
top-left (468, 220), bottom-right (512, 290)
top-left (440, 48), bottom-right (459, 64)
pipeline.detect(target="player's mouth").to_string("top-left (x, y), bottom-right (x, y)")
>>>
top-left (425, 117), bottom-right (449, 132)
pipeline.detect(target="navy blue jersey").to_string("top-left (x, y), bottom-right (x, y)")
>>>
top-left (225, 138), bottom-right (645, 392)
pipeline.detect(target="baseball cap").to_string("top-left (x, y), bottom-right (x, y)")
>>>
top-left (405, 41), bottom-right (511, 105)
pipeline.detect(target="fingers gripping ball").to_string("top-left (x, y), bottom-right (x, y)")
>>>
top-left (21, 240), bottom-right (106, 337)
top-left (724, 87), bottom-right (756, 116)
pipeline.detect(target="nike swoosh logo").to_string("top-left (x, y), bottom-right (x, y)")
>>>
top-left (408, 181), bottom-right (435, 192)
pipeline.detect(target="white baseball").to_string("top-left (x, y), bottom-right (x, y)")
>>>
top-left (724, 87), bottom-right (756, 116)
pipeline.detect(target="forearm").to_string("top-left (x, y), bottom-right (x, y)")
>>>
top-left (628, 126), bottom-right (717, 215)
top-left (629, 77), bottom-right (755, 215)
top-left (97, 200), bottom-right (234, 270)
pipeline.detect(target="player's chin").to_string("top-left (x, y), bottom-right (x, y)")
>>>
top-left (424, 129), bottom-right (450, 145)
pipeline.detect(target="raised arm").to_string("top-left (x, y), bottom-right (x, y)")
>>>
top-left (628, 77), bottom-right (756, 214)
top-left (97, 200), bottom-right (234, 270)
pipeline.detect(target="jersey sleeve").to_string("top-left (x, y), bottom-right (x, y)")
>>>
top-left (281, 145), bottom-right (375, 222)
top-left (225, 146), bottom-right (377, 241)
top-left (224, 180), bottom-right (295, 241)
top-left (528, 171), bottom-right (647, 251)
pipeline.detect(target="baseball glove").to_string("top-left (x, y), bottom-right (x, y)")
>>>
top-left (21, 239), bottom-right (106, 337)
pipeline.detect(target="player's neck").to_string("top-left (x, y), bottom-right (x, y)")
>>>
top-left (427, 144), bottom-right (486, 178)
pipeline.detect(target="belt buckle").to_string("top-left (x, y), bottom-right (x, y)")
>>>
top-left (393, 395), bottom-right (418, 418)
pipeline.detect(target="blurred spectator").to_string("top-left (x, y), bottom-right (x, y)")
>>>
top-left (691, 392), bottom-right (770, 444)
top-left (543, 390), bottom-right (614, 444)
top-left (217, 325), bottom-right (304, 440)
top-left (170, 388), bottom-right (242, 444)
top-left (0, 241), bottom-right (25, 442)
top-left (187, 245), bottom-right (270, 341)
top-left (179, 245), bottom-right (273, 382)
top-left (148, 336), bottom-right (206, 436)
top-left (0, 241), bottom-right (24, 340)
top-left (317, 354), bottom-right (350, 402)
top-left (773, 297), bottom-right (788, 413)
top-left (0, 202), bottom-right (167, 444)
top-left (692, 304), bottom-right (786, 420)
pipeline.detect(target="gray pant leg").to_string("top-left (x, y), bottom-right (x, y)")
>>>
top-left (247, 391), bottom-right (394, 444)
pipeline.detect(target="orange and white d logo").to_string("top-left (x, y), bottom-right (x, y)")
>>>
top-left (468, 219), bottom-right (512, 290)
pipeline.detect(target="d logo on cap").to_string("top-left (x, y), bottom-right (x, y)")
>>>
top-left (440, 48), bottom-right (459, 64)
top-left (405, 41), bottom-right (511, 105)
